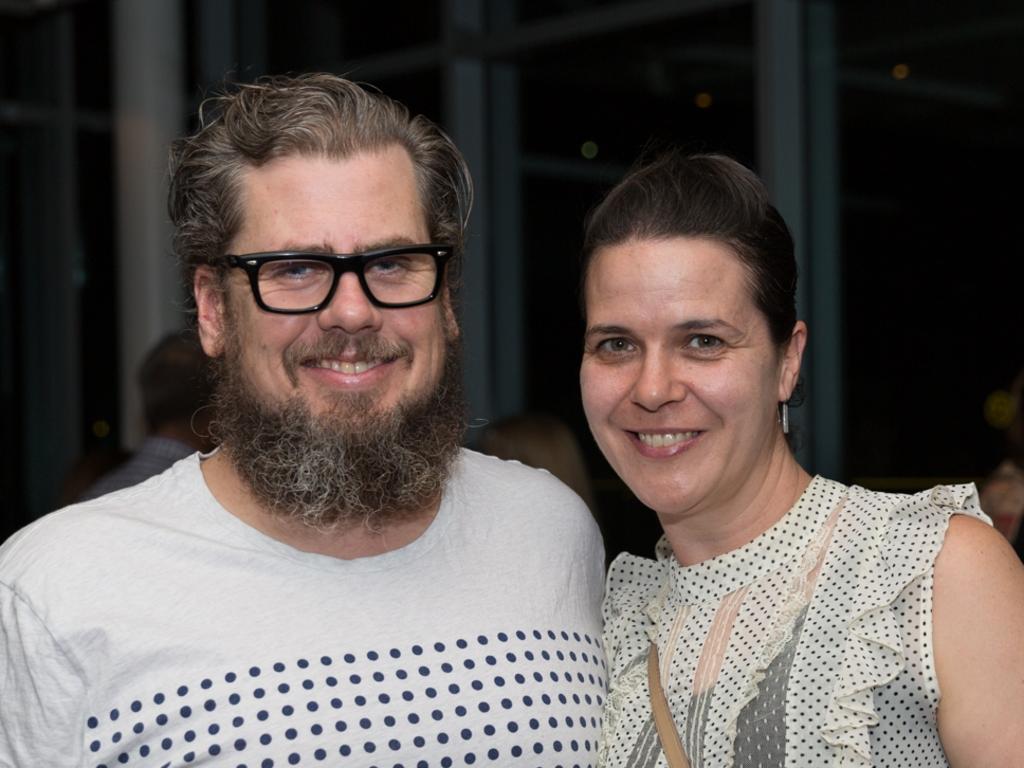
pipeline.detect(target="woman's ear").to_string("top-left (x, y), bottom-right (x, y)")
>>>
top-left (778, 320), bottom-right (808, 401)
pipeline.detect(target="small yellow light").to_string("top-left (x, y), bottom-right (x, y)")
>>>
top-left (694, 92), bottom-right (713, 109)
top-left (891, 63), bottom-right (910, 80)
top-left (984, 390), bottom-right (1016, 430)
top-left (92, 419), bottom-right (111, 439)
top-left (580, 141), bottom-right (599, 160)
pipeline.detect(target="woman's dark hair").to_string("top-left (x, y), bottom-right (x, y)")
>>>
top-left (581, 151), bottom-right (797, 347)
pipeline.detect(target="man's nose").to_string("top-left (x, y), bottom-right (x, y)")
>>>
top-left (316, 272), bottom-right (383, 334)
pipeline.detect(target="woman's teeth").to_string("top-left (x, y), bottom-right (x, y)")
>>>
top-left (637, 431), bottom-right (699, 448)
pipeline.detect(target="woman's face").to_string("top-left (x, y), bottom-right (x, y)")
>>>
top-left (580, 236), bottom-right (804, 518)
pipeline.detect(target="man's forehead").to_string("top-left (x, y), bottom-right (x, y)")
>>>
top-left (230, 147), bottom-right (430, 253)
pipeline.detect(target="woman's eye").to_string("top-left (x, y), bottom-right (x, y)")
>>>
top-left (595, 338), bottom-right (634, 354)
top-left (687, 334), bottom-right (722, 350)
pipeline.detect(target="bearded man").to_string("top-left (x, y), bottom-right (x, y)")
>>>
top-left (0, 74), bottom-right (604, 767)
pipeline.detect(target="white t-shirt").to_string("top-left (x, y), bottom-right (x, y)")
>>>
top-left (0, 449), bottom-right (606, 768)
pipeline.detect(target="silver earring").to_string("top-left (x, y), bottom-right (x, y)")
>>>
top-left (779, 402), bottom-right (790, 434)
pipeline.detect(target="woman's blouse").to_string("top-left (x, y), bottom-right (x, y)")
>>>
top-left (599, 476), bottom-right (989, 767)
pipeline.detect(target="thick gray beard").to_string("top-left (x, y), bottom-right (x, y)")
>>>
top-left (209, 332), bottom-right (465, 533)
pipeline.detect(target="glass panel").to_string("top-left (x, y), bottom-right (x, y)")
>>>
top-left (72, 1), bottom-right (112, 110)
top-left (834, 1), bottom-right (1024, 487)
top-left (517, 4), bottom-right (755, 556)
top-left (264, 0), bottom-right (441, 69)
top-left (0, 126), bottom-right (25, 541)
top-left (0, 12), bottom-right (57, 104)
top-left (76, 129), bottom-right (120, 466)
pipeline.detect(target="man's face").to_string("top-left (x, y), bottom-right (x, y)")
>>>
top-left (195, 146), bottom-right (454, 422)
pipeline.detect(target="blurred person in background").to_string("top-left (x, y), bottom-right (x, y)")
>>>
top-left (79, 331), bottom-right (214, 501)
top-left (981, 367), bottom-right (1024, 556)
top-left (479, 411), bottom-right (598, 512)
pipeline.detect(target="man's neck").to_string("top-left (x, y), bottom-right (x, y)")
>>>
top-left (199, 450), bottom-right (440, 559)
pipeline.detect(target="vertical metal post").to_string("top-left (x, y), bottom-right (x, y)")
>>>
top-left (237, 0), bottom-right (269, 79)
top-left (21, 11), bottom-right (81, 517)
top-left (756, 0), bottom-right (811, 466)
top-left (444, 0), bottom-right (493, 427)
top-left (490, 3), bottom-right (525, 418)
top-left (806, 0), bottom-right (843, 479)
top-left (197, 0), bottom-right (237, 88)
top-left (113, 0), bottom-right (185, 448)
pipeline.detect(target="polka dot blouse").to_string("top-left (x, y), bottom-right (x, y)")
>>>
top-left (598, 476), bottom-right (989, 767)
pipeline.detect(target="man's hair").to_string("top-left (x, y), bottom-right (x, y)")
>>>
top-left (168, 73), bottom-right (473, 308)
top-left (581, 150), bottom-right (797, 347)
top-left (139, 332), bottom-right (212, 431)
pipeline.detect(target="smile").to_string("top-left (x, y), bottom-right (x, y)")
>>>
top-left (635, 431), bottom-right (700, 448)
top-left (310, 358), bottom-right (384, 374)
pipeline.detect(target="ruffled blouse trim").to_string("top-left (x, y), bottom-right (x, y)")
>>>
top-left (600, 551), bottom-right (669, 763)
top-left (820, 482), bottom-right (987, 766)
top-left (723, 480), bottom-right (846, 752)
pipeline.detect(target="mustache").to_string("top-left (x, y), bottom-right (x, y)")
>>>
top-left (282, 333), bottom-right (411, 382)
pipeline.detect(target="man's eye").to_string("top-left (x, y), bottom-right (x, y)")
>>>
top-left (366, 255), bottom-right (426, 277)
top-left (368, 258), bottom-right (404, 274)
top-left (262, 260), bottom-right (323, 281)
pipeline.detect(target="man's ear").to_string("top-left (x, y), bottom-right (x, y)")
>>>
top-left (440, 288), bottom-right (460, 340)
top-left (777, 320), bottom-right (807, 402)
top-left (194, 266), bottom-right (227, 358)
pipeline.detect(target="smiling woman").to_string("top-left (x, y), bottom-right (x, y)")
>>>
top-left (581, 151), bottom-right (1024, 768)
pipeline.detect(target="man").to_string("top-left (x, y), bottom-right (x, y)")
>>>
top-left (0, 74), bottom-right (605, 766)
top-left (80, 332), bottom-right (214, 501)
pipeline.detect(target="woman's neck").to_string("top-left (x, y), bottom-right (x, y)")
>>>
top-left (658, 443), bottom-right (812, 567)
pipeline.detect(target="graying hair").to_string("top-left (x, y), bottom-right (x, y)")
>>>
top-left (168, 73), bottom-right (473, 308)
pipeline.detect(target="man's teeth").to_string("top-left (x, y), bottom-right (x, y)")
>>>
top-left (313, 359), bottom-right (379, 374)
top-left (637, 431), bottom-right (699, 448)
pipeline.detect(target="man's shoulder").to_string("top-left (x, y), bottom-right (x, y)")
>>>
top-left (450, 449), bottom-right (601, 548)
top-left (455, 447), bottom-right (588, 505)
top-left (0, 455), bottom-right (206, 590)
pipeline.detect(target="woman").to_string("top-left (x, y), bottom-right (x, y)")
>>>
top-left (579, 151), bottom-right (1024, 767)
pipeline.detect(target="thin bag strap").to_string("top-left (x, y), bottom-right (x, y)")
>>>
top-left (648, 643), bottom-right (691, 768)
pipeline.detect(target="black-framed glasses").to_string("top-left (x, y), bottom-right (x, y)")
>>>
top-left (227, 244), bottom-right (452, 314)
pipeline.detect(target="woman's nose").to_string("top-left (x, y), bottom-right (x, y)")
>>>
top-left (630, 353), bottom-right (687, 412)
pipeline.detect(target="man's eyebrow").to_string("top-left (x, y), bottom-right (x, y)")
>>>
top-left (275, 236), bottom-right (422, 255)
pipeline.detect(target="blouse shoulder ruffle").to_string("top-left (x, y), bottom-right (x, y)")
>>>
top-left (600, 549), bottom-right (669, 762)
top-left (820, 482), bottom-right (989, 766)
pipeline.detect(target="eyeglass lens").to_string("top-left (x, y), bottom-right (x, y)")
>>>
top-left (257, 251), bottom-right (438, 310)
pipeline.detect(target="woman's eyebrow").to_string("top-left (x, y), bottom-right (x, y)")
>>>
top-left (675, 318), bottom-right (742, 335)
top-left (584, 324), bottom-right (631, 339)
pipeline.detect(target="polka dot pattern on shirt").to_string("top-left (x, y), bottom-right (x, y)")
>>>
top-left (83, 629), bottom-right (606, 767)
top-left (599, 476), bottom-right (988, 768)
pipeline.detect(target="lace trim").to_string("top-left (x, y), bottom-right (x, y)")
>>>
top-left (600, 557), bottom-right (672, 764)
top-left (597, 652), bottom-right (648, 765)
top-left (721, 494), bottom-right (844, 753)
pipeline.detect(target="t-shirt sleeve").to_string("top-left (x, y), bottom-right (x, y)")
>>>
top-left (0, 582), bottom-right (86, 767)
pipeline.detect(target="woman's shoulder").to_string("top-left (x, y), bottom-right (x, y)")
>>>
top-left (605, 546), bottom-right (671, 616)
top-left (809, 481), bottom-right (991, 638)
top-left (845, 481), bottom-right (989, 561)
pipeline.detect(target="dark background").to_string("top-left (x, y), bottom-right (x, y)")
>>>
top-left (2, 0), bottom-right (1021, 558)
